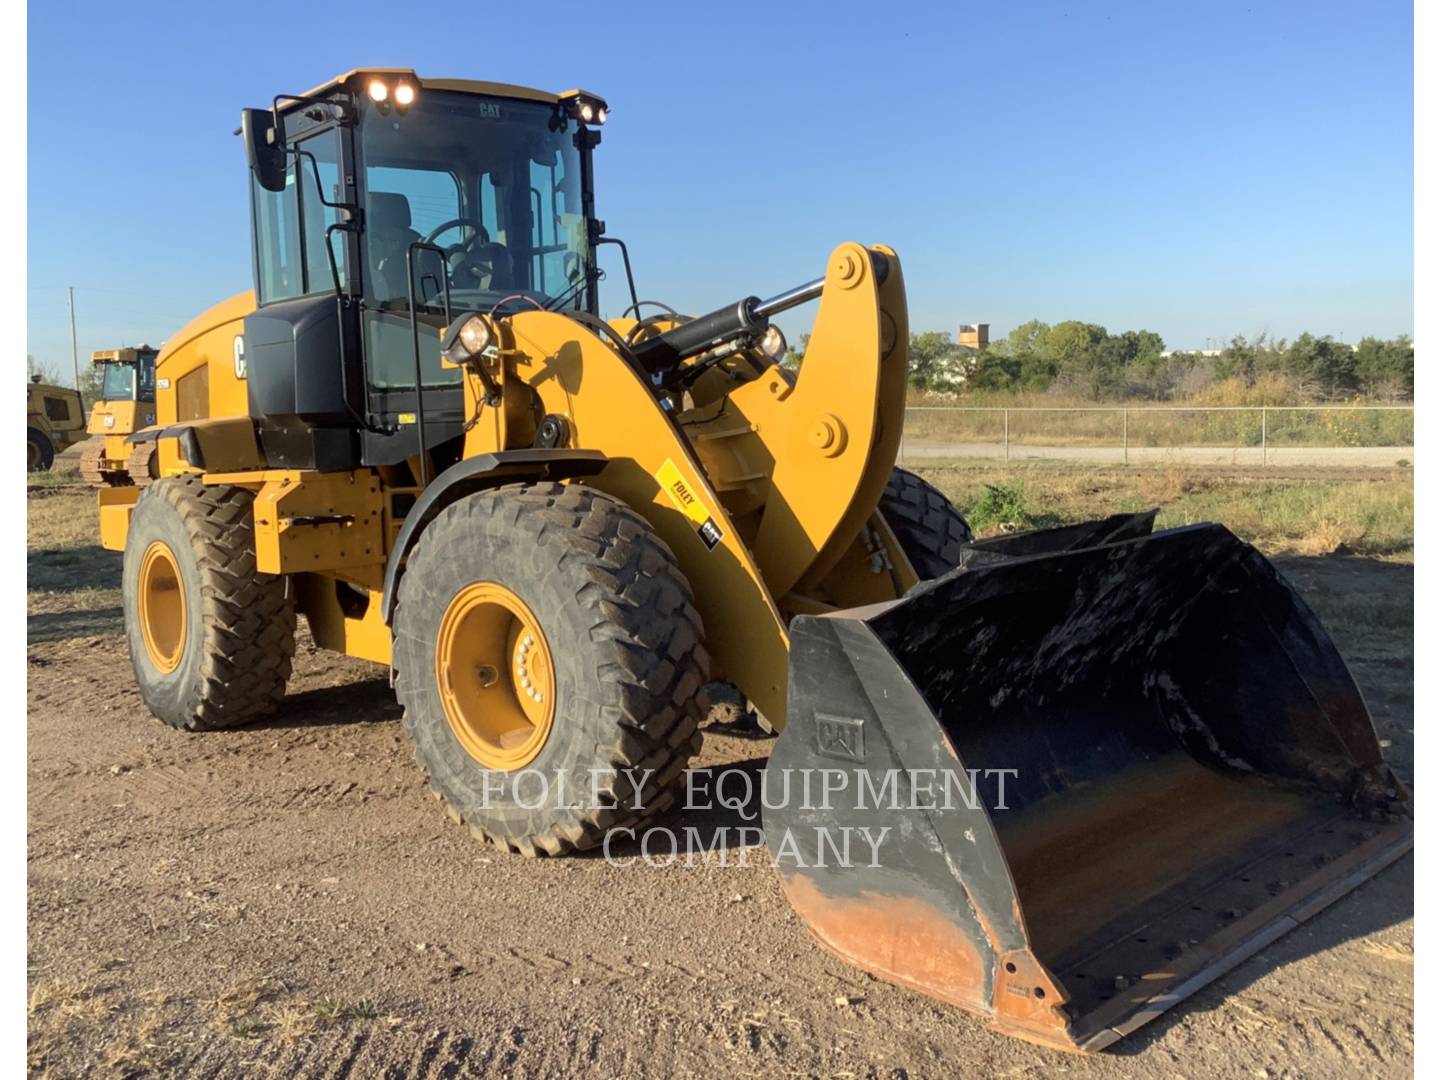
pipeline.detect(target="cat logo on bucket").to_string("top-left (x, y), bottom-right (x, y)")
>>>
top-left (656, 458), bottom-right (724, 551)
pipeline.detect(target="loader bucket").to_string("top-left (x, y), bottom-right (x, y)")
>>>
top-left (766, 518), bottom-right (1411, 1052)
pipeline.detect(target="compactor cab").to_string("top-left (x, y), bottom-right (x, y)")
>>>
top-left (97, 68), bottom-right (1410, 1052)
top-left (80, 345), bottom-right (159, 486)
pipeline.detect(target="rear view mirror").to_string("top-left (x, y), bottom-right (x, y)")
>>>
top-left (241, 108), bottom-right (287, 192)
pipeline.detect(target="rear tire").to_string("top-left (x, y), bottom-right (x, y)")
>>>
top-left (27, 427), bottom-right (54, 472)
top-left (393, 482), bottom-right (709, 856)
top-left (880, 467), bottom-right (973, 580)
top-left (122, 475), bottom-right (295, 730)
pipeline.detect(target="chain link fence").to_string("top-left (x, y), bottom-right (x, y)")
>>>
top-left (898, 406), bottom-right (1415, 467)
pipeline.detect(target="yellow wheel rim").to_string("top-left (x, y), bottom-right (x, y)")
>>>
top-left (138, 541), bottom-right (186, 673)
top-left (435, 582), bottom-right (556, 770)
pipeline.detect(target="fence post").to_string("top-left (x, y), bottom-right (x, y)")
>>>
top-left (1261, 407), bottom-right (1267, 467)
top-left (1122, 408), bottom-right (1128, 465)
top-left (899, 409), bottom-right (905, 467)
top-left (1004, 408), bottom-right (1010, 463)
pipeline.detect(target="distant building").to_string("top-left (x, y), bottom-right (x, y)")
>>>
top-left (957, 323), bottom-right (989, 351)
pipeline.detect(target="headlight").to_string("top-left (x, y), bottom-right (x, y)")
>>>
top-left (441, 313), bottom-right (495, 365)
top-left (579, 102), bottom-right (595, 123)
top-left (394, 82), bottom-right (416, 107)
top-left (759, 325), bottom-right (787, 363)
top-left (104, 414), bottom-right (116, 428)
top-left (367, 79), bottom-right (388, 103)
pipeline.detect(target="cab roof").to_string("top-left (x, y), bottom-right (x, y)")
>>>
top-left (298, 68), bottom-right (572, 106)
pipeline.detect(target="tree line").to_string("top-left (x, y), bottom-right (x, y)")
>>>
top-left (787, 323), bottom-right (1414, 402)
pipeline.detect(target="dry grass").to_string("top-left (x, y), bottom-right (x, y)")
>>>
top-left (208, 976), bottom-right (287, 1040)
top-left (29, 974), bottom-right (382, 1078)
top-left (28, 976), bottom-right (92, 1015)
top-left (28, 977), bottom-right (124, 1075)
top-left (915, 461), bottom-right (1413, 558)
top-left (1136, 459), bottom-right (1198, 503)
top-left (102, 1002), bottom-right (171, 1076)
top-left (27, 486), bottom-right (99, 552)
top-left (265, 1001), bottom-right (320, 1041)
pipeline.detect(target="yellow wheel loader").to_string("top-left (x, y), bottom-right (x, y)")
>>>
top-left (27, 377), bottom-right (86, 471)
top-left (79, 345), bottom-right (160, 487)
top-left (98, 69), bottom-right (1410, 1052)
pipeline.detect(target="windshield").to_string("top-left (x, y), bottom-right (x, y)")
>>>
top-left (359, 91), bottom-right (587, 314)
top-left (99, 363), bottom-right (135, 400)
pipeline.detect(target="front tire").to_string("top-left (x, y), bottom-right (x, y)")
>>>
top-left (880, 467), bottom-right (973, 580)
top-left (122, 475), bottom-right (295, 730)
top-left (392, 482), bottom-right (708, 857)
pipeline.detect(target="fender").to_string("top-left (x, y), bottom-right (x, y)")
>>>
top-left (127, 416), bottom-right (265, 473)
top-left (380, 448), bottom-right (608, 623)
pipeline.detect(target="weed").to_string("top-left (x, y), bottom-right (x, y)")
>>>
top-left (344, 999), bottom-right (379, 1022)
top-left (314, 996), bottom-right (346, 1021)
top-left (207, 976), bottom-right (284, 1040)
top-left (968, 483), bottom-right (1032, 533)
top-left (265, 1002), bottom-right (318, 1041)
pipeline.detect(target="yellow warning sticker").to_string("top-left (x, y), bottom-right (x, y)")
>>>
top-left (656, 458), bottom-right (725, 550)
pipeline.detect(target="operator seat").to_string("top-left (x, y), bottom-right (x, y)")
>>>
top-left (367, 192), bottom-right (422, 302)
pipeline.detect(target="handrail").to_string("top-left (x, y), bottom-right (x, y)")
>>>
top-left (404, 241), bottom-right (455, 488)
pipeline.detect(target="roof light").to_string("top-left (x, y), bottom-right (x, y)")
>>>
top-left (596, 107), bottom-right (608, 124)
top-left (367, 79), bottom-right (388, 102)
top-left (579, 102), bottom-right (595, 123)
top-left (394, 82), bottom-right (416, 107)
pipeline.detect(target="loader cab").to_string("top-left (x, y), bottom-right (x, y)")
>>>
top-left (240, 71), bottom-right (604, 473)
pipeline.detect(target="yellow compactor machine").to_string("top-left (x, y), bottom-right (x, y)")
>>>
top-left (79, 345), bottom-right (159, 486)
top-left (27, 378), bottom-right (86, 471)
top-left (99, 70), bottom-right (1411, 1051)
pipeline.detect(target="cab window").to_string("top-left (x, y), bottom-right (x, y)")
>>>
top-left (297, 131), bottom-right (346, 293)
top-left (252, 161), bottom-right (300, 304)
top-left (252, 130), bottom-right (347, 304)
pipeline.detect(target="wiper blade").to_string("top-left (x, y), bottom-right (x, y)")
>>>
top-left (543, 276), bottom-right (587, 312)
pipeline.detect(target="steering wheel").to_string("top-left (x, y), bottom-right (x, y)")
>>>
top-left (422, 217), bottom-right (510, 289)
top-left (423, 216), bottom-right (491, 248)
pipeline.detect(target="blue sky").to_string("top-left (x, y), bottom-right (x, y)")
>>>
top-left (27, 0), bottom-right (1413, 377)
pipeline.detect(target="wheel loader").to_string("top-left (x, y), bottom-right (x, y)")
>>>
top-left (79, 345), bottom-right (160, 487)
top-left (26, 377), bottom-right (85, 471)
top-left (97, 69), bottom-right (1411, 1052)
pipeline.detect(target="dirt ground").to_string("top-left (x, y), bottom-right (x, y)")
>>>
top-left (27, 479), bottom-right (1413, 1078)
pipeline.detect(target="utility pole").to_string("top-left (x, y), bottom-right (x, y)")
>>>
top-left (67, 286), bottom-right (81, 392)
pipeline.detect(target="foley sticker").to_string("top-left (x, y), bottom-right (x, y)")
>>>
top-left (656, 458), bottom-right (725, 551)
